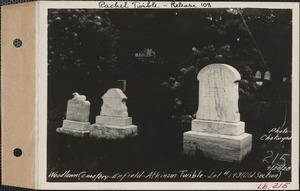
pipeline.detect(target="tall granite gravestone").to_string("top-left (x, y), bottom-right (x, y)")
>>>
top-left (90, 88), bottom-right (137, 139)
top-left (57, 93), bottom-right (91, 136)
top-left (183, 64), bottom-right (252, 162)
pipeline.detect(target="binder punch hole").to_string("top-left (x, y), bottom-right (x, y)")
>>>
top-left (13, 148), bottom-right (22, 157)
top-left (13, 38), bottom-right (22, 48)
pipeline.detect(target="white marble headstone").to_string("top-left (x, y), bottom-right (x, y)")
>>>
top-left (184, 64), bottom-right (252, 162)
top-left (57, 93), bottom-right (91, 137)
top-left (264, 71), bottom-right (271, 81)
top-left (255, 70), bottom-right (262, 79)
top-left (100, 88), bottom-right (129, 117)
top-left (66, 93), bottom-right (90, 122)
top-left (196, 64), bottom-right (241, 122)
top-left (92, 88), bottom-right (137, 139)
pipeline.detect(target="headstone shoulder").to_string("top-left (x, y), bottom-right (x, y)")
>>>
top-left (197, 64), bottom-right (241, 82)
top-left (102, 88), bottom-right (127, 99)
top-left (68, 99), bottom-right (90, 106)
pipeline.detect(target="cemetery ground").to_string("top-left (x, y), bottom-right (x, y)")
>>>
top-left (47, 85), bottom-right (291, 182)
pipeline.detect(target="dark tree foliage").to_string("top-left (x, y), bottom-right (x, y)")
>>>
top-left (48, 8), bottom-right (292, 130)
top-left (156, 9), bottom-right (292, 129)
top-left (48, 9), bottom-right (120, 103)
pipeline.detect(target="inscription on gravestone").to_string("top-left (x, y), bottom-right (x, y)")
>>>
top-left (197, 65), bottom-right (240, 122)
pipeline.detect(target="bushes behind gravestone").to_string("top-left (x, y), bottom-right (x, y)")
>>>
top-left (46, 9), bottom-right (292, 135)
top-left (48, 9), bottom-right (120, 105)
top-left (160, 45), bottom-right (237, 130)
top-left (160, 47), bottom-right (289, 134)
top-left (47, 9), bottom-right (121, 123)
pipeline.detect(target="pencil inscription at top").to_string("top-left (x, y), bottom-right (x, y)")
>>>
top-left (98, 1), bottom-right (200, 9)
top-left (98, 1), bottom-right (159, 9)
top-left (98, 1), bottom-right (128, 9)
top-left (170, 1), bottom-right (197, 8)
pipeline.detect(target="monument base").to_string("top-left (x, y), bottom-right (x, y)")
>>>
top-left (90, 124), bottom-right (137, 140)
top-left (56, 120), bottom-right (91, 137)
top-left (56, 127), bottom-right (90, 137)
top-left (96, 115), bottom-right (132, 126)
top-left (183, 131), bottom-right (252, 163)
top-left (192, 119), bottom-right (245, 136)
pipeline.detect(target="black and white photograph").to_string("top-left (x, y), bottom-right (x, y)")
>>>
top-left (39, 1), bottom-right (298, 189)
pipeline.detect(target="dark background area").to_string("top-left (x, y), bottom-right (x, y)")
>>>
top-left (0, 0), bottom-right (298, 190)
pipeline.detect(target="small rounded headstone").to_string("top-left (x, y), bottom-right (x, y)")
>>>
top-left (255, 70), bottom-right (262, 79)
top-left (264, 71), bottom-right (271, 81)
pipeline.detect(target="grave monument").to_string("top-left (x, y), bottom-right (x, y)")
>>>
top-left (90, 88), bottom-right (137, 139)
top-left (57, 92), bottom-right (91, 136)
top-left (255, 70), bottom-right (263, 86)
top-left (264, 71), bottom-right (271, 81)
top-left (183, 64), bottom-right (252, 162)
